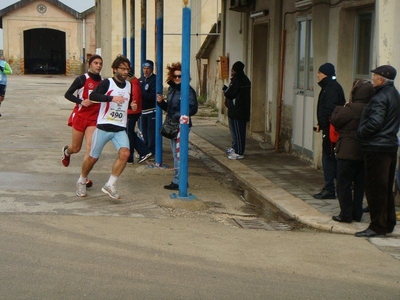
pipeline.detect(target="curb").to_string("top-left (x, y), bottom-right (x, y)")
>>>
top-left (190, 133), bottom-right (399, 236)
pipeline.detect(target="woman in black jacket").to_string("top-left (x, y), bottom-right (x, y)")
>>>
top-left (157, 62), bottom-right (198, 190)
top-left (330, 80), bottom-right (374, 223)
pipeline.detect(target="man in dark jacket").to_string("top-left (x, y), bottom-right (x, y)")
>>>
top-left (355, 65), bottom-right (400, 237)
top-left (223, 61), bottom-right (251, 160)
top-left (139, 60), bottom-right (157, 155)
top-left (314, 63), bottom-right (346, 199)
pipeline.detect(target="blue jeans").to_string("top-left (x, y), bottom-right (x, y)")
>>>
top-left (141, 111), bottom-right (156, 154)
top-left (170, 138), bottom-right (179, 185)
top-left (127, 115), bottom-right (151, 162)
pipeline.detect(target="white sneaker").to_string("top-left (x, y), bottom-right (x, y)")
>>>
top-left (226, 147), bottom-right (234, 154)
top-left (101, 184), bottom-right (120, 199)
top-left (76, 180), bottom-right (87, 197)
top-left (228, 152), bottom-right (244, 160)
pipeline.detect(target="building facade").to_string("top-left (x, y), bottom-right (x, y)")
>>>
top-left (0, 0), bottom-right (95, 75)
top-left (203, 0), bottom-right (400, 168)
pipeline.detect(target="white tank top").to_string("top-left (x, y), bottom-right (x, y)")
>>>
top-left (97, 78), bottom-right (131, 128)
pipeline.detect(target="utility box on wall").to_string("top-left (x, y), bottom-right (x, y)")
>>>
top-left (220, 56), bottom-right (229, 80)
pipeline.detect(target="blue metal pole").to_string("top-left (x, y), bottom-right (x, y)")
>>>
top-left (140, 0), bottom-right (147, 76)
top-left (178, 1), bottom-right (191, 198)
top-left (122, 0), bottom-right (127, 57)
top-left (130, 0), bottom-right (135, 70)
top-left (155, 0), bottom-right (164, 165)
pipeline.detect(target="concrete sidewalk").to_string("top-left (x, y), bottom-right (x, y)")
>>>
top-left (190, 112), bottom-right (400, 236)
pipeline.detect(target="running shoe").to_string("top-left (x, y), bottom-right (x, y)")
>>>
top-left (228, 152), bottom-right (244, 160)
top-left (86, 179), bottom-right (93, 188)
top-left (226, 147), bottom-right (234, 154)
top-left (101, 184), bottom-right (120, 199)
top-left (61, 145), bottom-right (70, 167)
top-left (138, 152), bottom-right (153, 164)
top-left (76, 180), bottom-right (87, 197)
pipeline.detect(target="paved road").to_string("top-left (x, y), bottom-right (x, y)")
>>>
top-left (0, 75), bottom-right (399, 299)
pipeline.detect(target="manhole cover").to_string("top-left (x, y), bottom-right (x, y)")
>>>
top-left (232, 218), bottom-right (292, 231)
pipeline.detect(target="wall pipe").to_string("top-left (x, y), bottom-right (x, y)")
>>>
top-left (122, 0), bottom-right (127, 57)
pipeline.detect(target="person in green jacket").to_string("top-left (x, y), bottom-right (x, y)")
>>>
top-left (0, 55), bottom-right (13, 117)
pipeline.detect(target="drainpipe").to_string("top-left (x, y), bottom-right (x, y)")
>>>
top-left (155, 0), bottom-right (164, 165)
top-left (275, 3), bottom-right (285, 151)
top-left (82, 18), bottom-right (86, 72)
top-left (122, 0), bottom-right (127, 56)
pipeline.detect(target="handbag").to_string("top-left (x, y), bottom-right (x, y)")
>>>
top-left (160, 115), bottom-right (179, 139)
top-left (329, 123), bottom-right (339, 143)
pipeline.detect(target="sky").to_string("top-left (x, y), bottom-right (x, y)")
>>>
top-left (0, 0), bottom-right (95, 49)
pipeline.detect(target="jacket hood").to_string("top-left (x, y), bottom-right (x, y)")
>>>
top-left (351, 80), bottom-right (374, 103)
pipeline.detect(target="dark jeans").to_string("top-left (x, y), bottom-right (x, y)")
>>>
top-left (336, 159), bottom-right (364, 221)
top-left (232, 119), bottom-right (247, 155)
top-left (228, 117), bottom-right (237, 150)
top-left (322, 152), bottom-right (337, 193)
top-left (127, 115), bottom-right (151, 162)
top-left (364, 151), bottom-right (397, 234)
top-left (141, 111), bottom-right (156, 154)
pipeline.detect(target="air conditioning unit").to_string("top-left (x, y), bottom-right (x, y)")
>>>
top-left (229, 0), bottom-right (254, 13)
top-left (295, 0), bottom-right (312, 8)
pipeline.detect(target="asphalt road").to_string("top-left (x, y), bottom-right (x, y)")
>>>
top-left (0, 75), bottom-right (399, 299)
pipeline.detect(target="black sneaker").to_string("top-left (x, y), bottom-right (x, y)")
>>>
top-left (138, 152), bottom-right (153, 164)
top-left (164, 182), bottom-right (179, 190)
top-left (313, 189), bottom-right (335, 199)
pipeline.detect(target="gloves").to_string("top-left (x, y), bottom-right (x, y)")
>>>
top-left (0, 66), bottom-right (4, 72)
top-left (222, 85), bottom-right (228, 92)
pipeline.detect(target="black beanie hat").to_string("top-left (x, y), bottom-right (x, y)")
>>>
top-left (88, 54), bottom-right (102, 65)
top-left (232, 61), bottom-right (245, 72)
top-left (318, 62), bottom-right (335, 76)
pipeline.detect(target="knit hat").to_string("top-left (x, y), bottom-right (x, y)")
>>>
top-left (232, 61), bottom-right (245, 72)
top-left (318, 63), bottom-right (335, 77)
top-left (371, 65), bottom-right (397, 80)
top-left (88, 54), bottom-right (102, 65)
top-left (142, 60), bottom-right (154, 69)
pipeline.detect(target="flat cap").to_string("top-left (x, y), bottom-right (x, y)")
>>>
top-left (371, 65), bottom-right (397, 80)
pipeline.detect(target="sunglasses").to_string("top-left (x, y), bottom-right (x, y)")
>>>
top-left (173, 74), bottom-right (182, 79)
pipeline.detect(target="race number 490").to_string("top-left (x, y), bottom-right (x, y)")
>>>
top-left (110, 111), bottom-right (123, 118)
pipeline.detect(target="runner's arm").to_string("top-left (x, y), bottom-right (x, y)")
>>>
top-left (64, 75), bottom-right (86, 104)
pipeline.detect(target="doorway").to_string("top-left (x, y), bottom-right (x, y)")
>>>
top-left (24, 28), bottom-right (66, 74)
top-left (251, 23), bottom-right (268, 138)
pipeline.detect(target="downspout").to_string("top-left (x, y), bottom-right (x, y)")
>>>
top-left (274, 4), bottom-right (286, 151)
top-left (122, 0), bottom-right (127, 56)
top-left (130, 0), bottom-right (135, 70)
top-left (141, 0), bottom-right (147, 76)
top-left (82, 18), bottom-right (86, 72)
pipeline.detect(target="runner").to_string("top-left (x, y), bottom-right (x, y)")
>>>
top-left (76, 55), bottom-right (132, 199)
top-left (62, 55), bottom-right (103, 188)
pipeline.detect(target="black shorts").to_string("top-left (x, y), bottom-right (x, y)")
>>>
top-left (0, 84), bottom-right (6, 97)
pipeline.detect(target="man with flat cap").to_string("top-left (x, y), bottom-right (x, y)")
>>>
top-left (314, 62), bottom-right (346, 199)
top-left (355, 65), bottom-right (400, 237)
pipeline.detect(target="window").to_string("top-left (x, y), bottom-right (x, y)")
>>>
top-left (296, 17), bottom-right (313, 91)
top-left (354, 12), bottom-right (373, 80)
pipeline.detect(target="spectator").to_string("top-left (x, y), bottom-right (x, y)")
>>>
top-left (355, 65), bottom-right (400, 237)
top-left (223, 61), bottom-right (251, 160)
top-left (313, 63), bottom-right (345, 199)
top-left (330, 80), bottom-right (374, 223)
top-left (127, 72), bottom-right (153, 164)
top-left (157, 62), bottom-right (198, 190)
top-left (139, 60), bottom-right (157, 155)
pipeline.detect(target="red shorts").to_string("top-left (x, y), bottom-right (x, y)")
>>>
top-left (71, 113), bottom-right (97, 132)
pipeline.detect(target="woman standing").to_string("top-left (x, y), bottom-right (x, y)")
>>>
top-left (157, 62), bottom-right (198, 190)
top-left (330, 80), bottom-right (374, 223)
